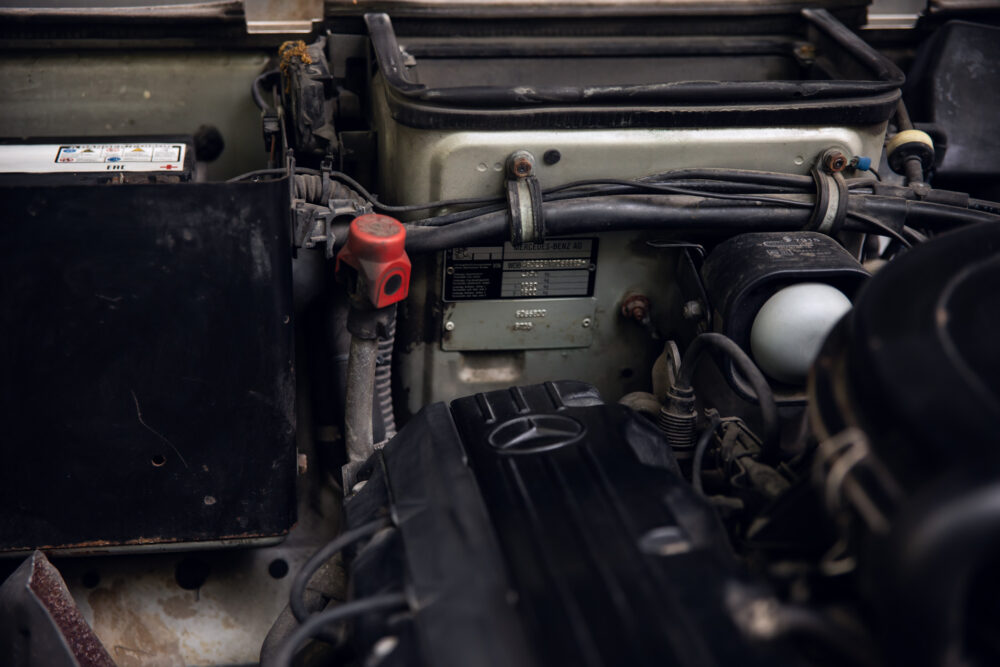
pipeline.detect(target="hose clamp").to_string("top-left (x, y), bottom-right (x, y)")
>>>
top-left (807, 164), bottom-right (848, 235)
top-left (505, 151), bottom-right (545, 245)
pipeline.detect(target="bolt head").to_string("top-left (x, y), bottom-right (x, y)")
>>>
top-left (620, 293), bottom-right (650, 321)
top-left (823, 150), bottom-right (848, 173)
top-left (444, 320), bottom-right (456, 331)
top-left (582, 318), bottom-right (592, 328)
top-left (506, 151), bottom-right (536, 179)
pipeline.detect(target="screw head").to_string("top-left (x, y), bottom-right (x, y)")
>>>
top-left (444, 320), bottom-right (456, 331)
top-left (581, 318), bottom-right (592, 328)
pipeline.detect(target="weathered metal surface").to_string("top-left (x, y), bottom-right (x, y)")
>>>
top-left (399, 231), bottom-right (676, 415)
top-left (0, 51), bottom-right (270, 181)
top-left (59, 495), bottom-right (341, 667)
top-left (244, 0), bottom-right (323, 33)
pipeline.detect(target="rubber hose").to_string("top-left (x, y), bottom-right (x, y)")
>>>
top-left (374, 315), bottom-right (396, 443)
top-left (343, 336), bottom-right (377, 487)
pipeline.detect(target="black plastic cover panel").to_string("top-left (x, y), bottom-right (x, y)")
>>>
top-left (0, 180), bottom-right (296, 552)
top-left (346, 381), bottom-right (790, 667)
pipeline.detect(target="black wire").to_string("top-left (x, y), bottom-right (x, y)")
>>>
top-left (268, 593), bottom-right (408, 667)
top-left (848, 211), bottom-right (912, 248)
top-left (253, 69), bottom-right (280, 114)
top-left (290, 518), bottom-right (390, 626)
top-left (408, 182), bottom-right (818, 228)
top-left (345, 169), bottom-right (821, 216)
top-left (543, 178), bottom-right (816, 209)
top-left (325, 171), bottom-right (505, 213)
top-left (676, 333), bottom-right (779, 459)
top-left (227, 167), bottom-right (320, 183)
top-left (228, 166), bottom-right (928, 248)
top-left (866, 167), bottom-right (882, 182)
top-left (692, 416), bottom-right (722, 496)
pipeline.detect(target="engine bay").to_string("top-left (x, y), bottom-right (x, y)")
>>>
top-left (1, 1), bottom-right (1000, 665)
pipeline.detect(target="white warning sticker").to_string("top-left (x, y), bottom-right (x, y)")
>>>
top-left (0, 143), bottom-right (186, 174)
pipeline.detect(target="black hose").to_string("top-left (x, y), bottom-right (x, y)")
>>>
top-left (677, 333), bottom-right (779, 458)
top-left (853, 194), bottom-right (1000, 230)
top-left (639, 167), bottom-right (814, 190)
top-left (895, 98), bottom-right (914, 131)
top-left (253, 69), bottom-right (280, 114)
top-left (970, 198), bottom-right (1000, 216)
top-left (293, 174), bottom-right (370, 208)
top-left (692, 417), bottom-right (722, 496)
top-left (290, 519), bottom-right (390, 625)
top-left (266, 593), bottom-right (408, 667)
top-left (405, 195), bottom-right (820, 253)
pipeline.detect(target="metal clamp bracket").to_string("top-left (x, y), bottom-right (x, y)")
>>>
top-left (807, 162), bottom-right (849, 235)
top-left (505, 151), bottom-right (545, 245)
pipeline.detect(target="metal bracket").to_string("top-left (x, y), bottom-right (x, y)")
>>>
top-left (293, 201), bottom-right (336, 257)
top-left (505, 150), bottom-right (545, 245)
top-left (244, 0), bottom-right (323, 34)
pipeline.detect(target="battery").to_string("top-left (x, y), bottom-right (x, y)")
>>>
top-left (0, 173), bottom-right (296, 554)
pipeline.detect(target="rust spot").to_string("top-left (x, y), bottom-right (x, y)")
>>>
top-left (278, 40), bottom-right (312, 78)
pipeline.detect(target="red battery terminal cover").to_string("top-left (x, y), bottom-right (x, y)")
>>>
top-left (335, 213), bottom-right (411, 309)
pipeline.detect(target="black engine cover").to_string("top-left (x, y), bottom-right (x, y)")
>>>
top-left (345, 381), bottom-right (789, 667)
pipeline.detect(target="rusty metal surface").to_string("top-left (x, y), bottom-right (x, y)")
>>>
top-left (55, 484), bottom-right (340, 667)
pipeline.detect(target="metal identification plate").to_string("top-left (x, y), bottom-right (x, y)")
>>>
top-left (441, 298), bottom-right (596, 351)
top-left (443, 238), bottom-right (598, 301)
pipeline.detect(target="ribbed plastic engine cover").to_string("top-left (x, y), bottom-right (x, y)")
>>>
top-left (344, 381), bottom-right (791, 667)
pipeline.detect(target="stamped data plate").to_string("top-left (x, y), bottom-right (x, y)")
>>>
top-left (443, 238), bottom-right (598, 301)
top-left (442, 297), bottom-right (596, 351)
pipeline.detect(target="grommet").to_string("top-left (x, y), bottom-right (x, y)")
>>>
top-left (886, 129), bottom-right (935, 175)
